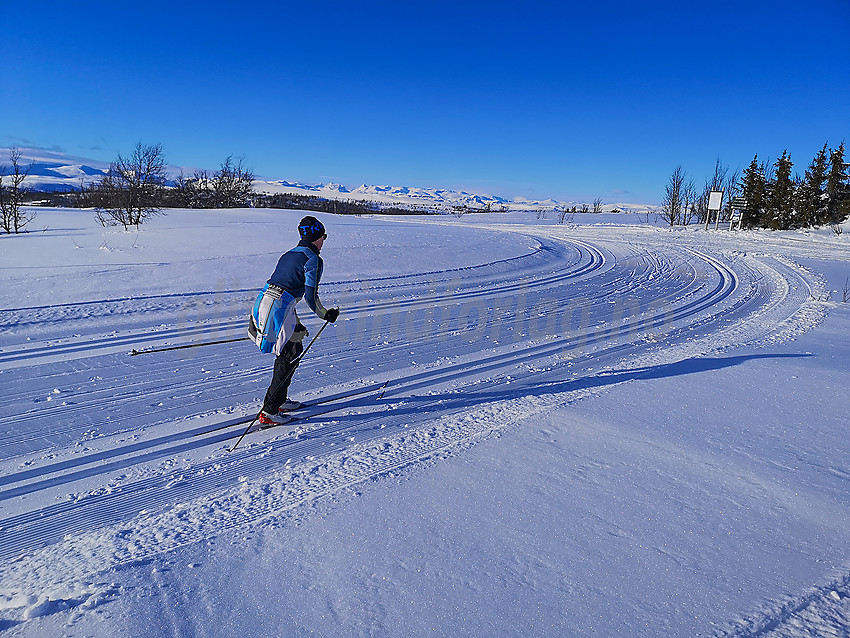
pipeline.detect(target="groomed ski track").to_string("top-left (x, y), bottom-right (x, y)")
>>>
top-left (0, 220), bottom-right (834, 633)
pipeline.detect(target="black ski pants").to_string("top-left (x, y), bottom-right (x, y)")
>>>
top-left (262, 339), bottom-right (304, 414)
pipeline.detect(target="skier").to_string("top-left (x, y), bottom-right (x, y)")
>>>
top-left (248, 216), bottom-right (340, 426)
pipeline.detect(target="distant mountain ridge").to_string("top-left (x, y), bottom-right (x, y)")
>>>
top-left (4, 147), bottom-right (645, 212)
top-left (255, 178), bottom-right (536, 210)
top-left (1, 148), bottom-right (111, 191)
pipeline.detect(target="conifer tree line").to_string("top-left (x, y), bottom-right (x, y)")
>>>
top-left (664, 142), bottom-right (850, 231)
top-left (739, 143), bottom-right (848, 229)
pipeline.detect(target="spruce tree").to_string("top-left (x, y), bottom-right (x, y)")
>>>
top-left (766, 151), bottom-right (795, 229)
top-left (825, 141), bottom-right (849, 224)
top-left (797, 143), bottom-right (829, 227)
top-left (739, 155), bottom-right (767, 228)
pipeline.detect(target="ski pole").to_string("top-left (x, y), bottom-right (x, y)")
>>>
top-left (229, 319), bottom-right (331, 453)
top-left (130, 336), bottom-right (250, 356)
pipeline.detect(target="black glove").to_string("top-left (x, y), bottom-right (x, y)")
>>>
top-left (290, 323), bottom-right (309, 343)
top-left (324, 308), bottom-right (340, 323)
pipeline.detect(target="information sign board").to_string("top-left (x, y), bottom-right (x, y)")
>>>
top-left (708, 191), bottom-right (724, 211)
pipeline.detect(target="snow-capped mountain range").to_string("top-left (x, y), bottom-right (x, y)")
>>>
top-left (3, 146), bottom-right (646, 212)
top-left (2, 147), bottom-right (113, 192)
top-left (254, 178), bottom-right (565, 211)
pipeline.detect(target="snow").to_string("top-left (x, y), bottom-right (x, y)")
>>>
top-left (0, 207), bottom-right (849, 636)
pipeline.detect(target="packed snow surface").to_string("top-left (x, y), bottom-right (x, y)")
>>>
top-left (0, 208), bottom-right (848, 636)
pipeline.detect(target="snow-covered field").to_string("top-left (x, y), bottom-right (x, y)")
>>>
top-left (1, 208), bottom-right (849, 637)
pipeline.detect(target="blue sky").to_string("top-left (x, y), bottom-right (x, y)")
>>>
top-left (1, 0), bottom-right (848, 204)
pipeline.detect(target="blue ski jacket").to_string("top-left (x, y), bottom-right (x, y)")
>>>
top-left (248, 241), bottom-right (328, 355)
top-left (266, 240), bottom-right (324, 314)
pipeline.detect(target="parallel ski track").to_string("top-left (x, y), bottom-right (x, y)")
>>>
top-left (0, 233), bottom-right (815, 565)
top-left (0, 237), bottom-right (596, 374)
top-left (0, 242), bottom-right (561, 363)
top-left (0, 238), bottom-right (669, 454)
top-left (0, 239), bottom-right (601, 441)
top-left (0, 243), bottom-right (577, 379)
top-left (0, 239), bottom-right (714, 455)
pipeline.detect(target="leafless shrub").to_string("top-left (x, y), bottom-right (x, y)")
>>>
top-left (681, 180), bottom-right (698, 225)
top-left (175, 170), bottom-right (213, 208)
top-left (0, 147), bottom-right (35, 233)
top-left (558, 206), bottom-right (576, 224)
top-left (212, 155), bottom-right (254, 208)
top-left (638, 208), bottom-right (659, 225)
top-left (93, 142), bottom-right (167, 230)
top-left (592, 197), bottom-right (604, 214)
top-left (661, 165), bottom-right (686, 226)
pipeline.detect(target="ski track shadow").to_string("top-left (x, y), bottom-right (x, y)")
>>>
top-left (0, 387), bottom-right (387, 498)
top-left (0, 354), bottom-right (812, 512)
top-left (324, 352), bottom-right (815, 431)
top-left (0, 420), bottom-right (247, 499)
top-left (0, 619), bottom-right (23, 631)
top-left (482, 352), bottom-right (815, 405)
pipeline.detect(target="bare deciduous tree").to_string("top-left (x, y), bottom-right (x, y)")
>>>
top-left (93, 142), bottom-right (168, 230)
top-left (681, 179), bottom-right (698, 225)
top-left (451, 204), bottom-right (469, 218)
top-left (175, 156), bottom-right (254, 209)
top-left (592, 197), bottom-right (604, 214)
top-left (213, 156), bottom-right (254, 208)
top-left (0, 147), bottom-right (35, 234)
top-left (661, 165), bottom-right (687, 226)
top-left (638, 207), bottom-right (659, 225)
top-left (558, 206), bottom-right (576, 224)
top-left (722, 167), bottom-right (741, 223)
top-left (697, 159), bottom-right (729, 225)
top-left (175, 169), bottom-right (214, 208)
